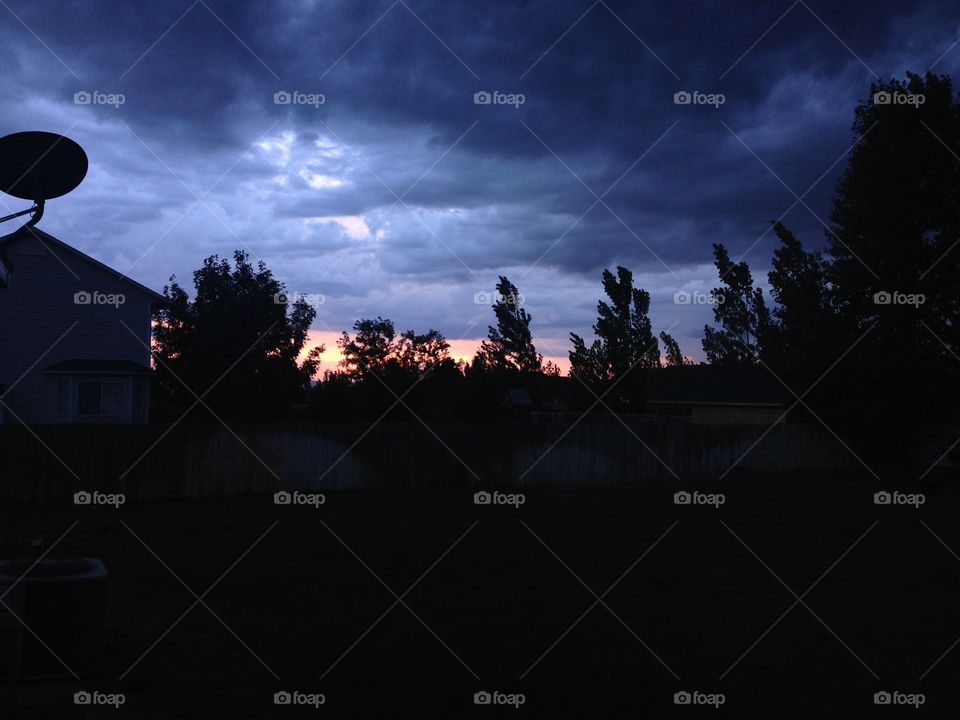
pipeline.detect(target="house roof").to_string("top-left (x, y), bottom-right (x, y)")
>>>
top-left (647, 366), bottom-right (788, 407)
top-left (44, 359), bottom-right (152, 375)
top-left (501, 388), bottom-right (533, 408)
top-left (0, 223), bottom-right (165, 303)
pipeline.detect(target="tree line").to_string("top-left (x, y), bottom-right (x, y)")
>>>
top-left (152, 72), bottom-right (960, 460)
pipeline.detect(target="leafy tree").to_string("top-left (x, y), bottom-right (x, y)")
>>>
top-left (337, 317), bottom-right (396, 380)
top-left (329, 319), bottom-right (461, 419)
top-left (764, 221), bottom-right (835, 372)
top-left (542, 360), bottom-right (562, 377)
top-left (829, 71), bottom-right (960, 352)
top-left (474, 276), bottom-right (543, 374)
top-left (338, 320), bottom-right (453, 379)
top-left (569, 267), bottom-right (660, 407)
top-left (701, 244), bottom-right (770, 365)
top-left (396, 329), bottom-right (450, 373)
top-left (659, 331), bottom-right (689, 367)
top-left (821, 72), bottom-right (960, 452)
top-left (153, 251), bottom-right (323, 419)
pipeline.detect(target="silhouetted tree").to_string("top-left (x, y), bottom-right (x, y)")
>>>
top-left (473, 277), bottom-right (543, 374)
top-left (326, 319), bottom-right (462, 419)
top-left (338, 320), bottom-right (452, 378)
top-left (702, 244), bottom-right (770, 365)
top-left (828, 72), bottom-right (960, 351)
top-left (821, 72), bottom-right (960, 455)
top-left (570, 266), bottom-right (660, 382)
top-left (542, 360), bottom-right (562, 376)
top-left (337, 317), bottom-right (396, 380)
top-left (764, 221), bottom-right (835, 373)
top-left (153, 251), bottom-right (323, 419)
top-left (569, 266), bottom-right (660, 409)
top-left (396, 329), bottom-right (451, 373)
top-left (660, 331), bottom-right (689, 367)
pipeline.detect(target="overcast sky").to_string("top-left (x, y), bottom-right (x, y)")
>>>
top-left (1, 0), bottom-right (957, 369)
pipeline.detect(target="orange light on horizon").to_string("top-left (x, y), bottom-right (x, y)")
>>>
top-left (302, 330), bottom-right (571, 376)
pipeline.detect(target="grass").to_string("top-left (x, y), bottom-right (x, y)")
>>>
top-left (2, 468), bottom-right (959, 717)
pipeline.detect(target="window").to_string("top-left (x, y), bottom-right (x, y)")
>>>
top-left (77, 382), bottom-right (99, 415)
top-left (53, 381), bottom-right (69, 415)
top-left (132, 381), bottom-right (144, 419)
top-left (102, 383), bottom-right (123, 416)
top-left (77, 381), bottom-right (125, 417)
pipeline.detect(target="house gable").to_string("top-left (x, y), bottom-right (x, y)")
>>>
top-left (0, 224), bottom-right (164, 304)
top-left (0, 224), bottom-right (162, 424)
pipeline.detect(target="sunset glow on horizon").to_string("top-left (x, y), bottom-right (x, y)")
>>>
top-left (304, 330), bottom-right (572, 377)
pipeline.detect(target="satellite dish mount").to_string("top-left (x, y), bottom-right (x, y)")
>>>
top-left (0, 197), bottom-right (44, 227)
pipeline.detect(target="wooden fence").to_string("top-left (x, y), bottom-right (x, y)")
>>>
top-left (0, 418), bottom-right (854, 502)
top-left (0, 418), bottom-right (852, 502)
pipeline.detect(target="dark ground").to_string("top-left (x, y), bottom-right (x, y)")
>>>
top-left (2, 468), bottom-right (960, 718)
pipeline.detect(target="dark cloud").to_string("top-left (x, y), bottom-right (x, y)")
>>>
top-left (0, 0), bottom-right (957, 361)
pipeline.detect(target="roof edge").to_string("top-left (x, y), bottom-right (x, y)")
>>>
top-left (0, 223), bottom-right (166, 303)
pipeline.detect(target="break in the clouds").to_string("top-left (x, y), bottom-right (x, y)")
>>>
top-left (0, 0), bottom-right (957, 365)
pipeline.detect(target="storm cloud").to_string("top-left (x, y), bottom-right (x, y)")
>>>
top-left (1, 0), bottom-right (957, 364)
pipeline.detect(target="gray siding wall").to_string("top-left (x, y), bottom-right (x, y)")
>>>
top-left (0, 233), bottom-right (154, 424)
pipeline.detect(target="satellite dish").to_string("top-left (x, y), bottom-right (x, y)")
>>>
top-left (0, 131), bottom-right (88, 201)
top-left (0, 131), bottom-right (87, 227)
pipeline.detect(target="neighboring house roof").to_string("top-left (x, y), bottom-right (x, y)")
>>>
top-left (44, 359), bottom-right (152, 375)
top-left (0, 223), bottom-right (165, 303)
top-left (648, 366), bottom-right (788, 407)
top-left (501, 388), bottom-right (533, 408)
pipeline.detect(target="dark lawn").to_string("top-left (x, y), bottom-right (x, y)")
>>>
top-left (2, 469), bottom-right (960, 718)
